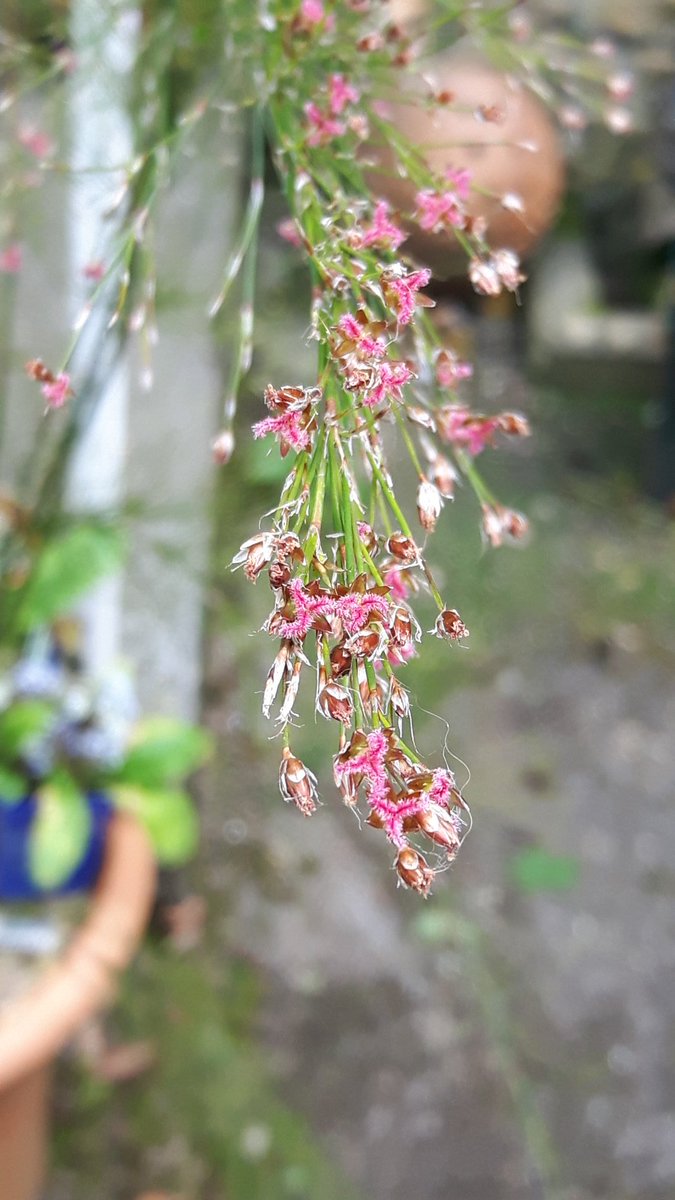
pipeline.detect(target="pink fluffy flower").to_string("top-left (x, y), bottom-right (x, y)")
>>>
top-left (329, 74), bottom-right (359, 116)
top-left (414, 189), bottom-right (465, 233)
top-left (269, 579), bottom-right (332, 642)
top-left (351, 200), bottom-right (407, 252)
top-left (253, 408), bottom-right (313, 453)
top-left (338, 313), bottom-right (386, 359)
top-left (429, 767), bottom-right (456, 807)
top-left (365, 360), bottom-right (414, 408)
top-left (333, 590), bottom-right (390, 635)
top-left (334, 730), bottom-right (428, 847)
top-left (0, 243), bottom-right (22, 274)
top-left (386, 268), bottom-right (431, 326)
top-left (41, 372), bottom-right (72, 410)
top-left (305, 101), bottom-right (344, 146)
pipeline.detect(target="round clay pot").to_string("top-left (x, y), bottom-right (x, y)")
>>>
top-left (0, 812), bottom-right (156, 1200)
top-left (368, 47), bottom-right (565, 273)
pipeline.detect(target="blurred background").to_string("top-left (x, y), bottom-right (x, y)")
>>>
top-left (2, 1), bottom-right (675, 1198)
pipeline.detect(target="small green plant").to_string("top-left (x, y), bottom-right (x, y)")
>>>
top-left (0, 511), bottom-right (211, 890)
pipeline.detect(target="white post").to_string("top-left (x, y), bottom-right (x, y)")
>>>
top-left (64, 3), bottom-right (138, 676)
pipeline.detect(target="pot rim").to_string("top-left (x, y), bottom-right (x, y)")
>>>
top-left (0, 811), bottom-right (156, 1090)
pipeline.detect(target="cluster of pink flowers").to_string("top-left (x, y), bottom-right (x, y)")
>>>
top-left (305, 72), bottom-right (359, 146)
top-left (333, 311), bottom-right (415, 410)
top-left (332, 727), bottom-right (465, 892)
top-left (264, 576), bottom-right (391, 645)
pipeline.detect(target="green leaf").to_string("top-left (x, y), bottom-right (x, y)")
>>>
top-left (0, 764), bottom-right (27, 803)
top-left (0, 700), bottom-right (53, 757)
top-left (111, 784), bottom-right (198, 865)
top-left (116, 717), bottom-right (212, 788)
top-left (28, 771), bottom-right (91, 889)
top-left (509, 847), bottom-right (580, 893)
top-left (17, 524), bottom-right (124, 632)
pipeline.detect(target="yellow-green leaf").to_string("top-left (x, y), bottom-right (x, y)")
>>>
top-left (29, 772), bottom-right (91, 889)
top-left (111, 784), bottom-right (198, 865)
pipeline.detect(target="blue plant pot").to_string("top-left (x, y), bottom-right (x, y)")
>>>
top-left (0, 791), bottom-right (113, 901)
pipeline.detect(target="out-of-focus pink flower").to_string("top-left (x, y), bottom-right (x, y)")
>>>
top-left (300, 0), bottom-right (327, 24)
top-left (304, 101), bottom-right (344, 146)
top-left (18, 125), bottom-right (54, 160)
top-left (41, 372), bottom-right (72, 410)
top-left (351, 200), bottom-right (407, 251)
top-left (435, 349), bottom-right (473, 388)
top-left (445, 166), bottom-right (472, 200)
top-left (328, 73), bottom-right (359, 116)
top-left (437, 405), bottom-right (500, 456)
top-left (277, 218), bottom-right (303, 247)
top-left (414, 188), bottom-right (465, 233)
top-left (384, 567), bottom-right (410, 601)
top-left (82, 260), bottom-right (105, 282)
top-left (0, 243), bottom-right (22, 274)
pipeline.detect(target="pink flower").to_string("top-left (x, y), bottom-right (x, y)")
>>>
top-left (304, 101), bottom-right (344, 146)
top-left (337, 313), bottom-right (386, 358)
top-left (334, 730), bottom-right (429, 847)
top-left (437, 406), bottom-right (499, 456)
top-left (435, 350), bottom-right (473, 388)
top-left (365, 360), bottom-right (413, 408)
top-left (0, 243), bottom-right (22, 274)
top-left (445, 166), bottom-right (472, 200)
top-left (333, 590), bottom-right (390, 635)
top-left (329, 74), bottom-right (359, 116)
top-left (429, 767), bottom-right (456, 807)
top-left (414, 189), bottom-right (465, 233)
top-left (41, 372), bottom-right (72, 410)
top-left (300, 0), bottom-right (326, 24)
top-left (18, 125), bottom-right (54, 160)
top-left (351, 200), bottom-right (407, 252)
top-left (384, 567), bottom-right (410, 601)
top-left (253, 408), bottom-right (314, 453)
top-left (277, 218), bottom-right (302, 248)
top-left (82, 260), bottom-right (105, 282)
top-left (385, 268), bottom-right (431, 326)
top-left (268, 579), bottom-right (332, 642)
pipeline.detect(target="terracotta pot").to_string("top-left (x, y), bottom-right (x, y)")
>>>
top-left (0, 812), bottom-right (156, 1200)
top-left (368, 46), bottom-right (565, 273)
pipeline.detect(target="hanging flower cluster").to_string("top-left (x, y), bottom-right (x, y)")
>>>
top-left (221, 0), bottom-right (634, 895)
